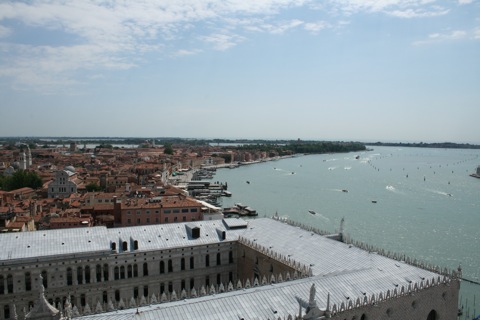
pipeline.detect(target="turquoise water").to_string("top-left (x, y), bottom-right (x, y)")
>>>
top-left (213, 146), bottom-right (480, 315)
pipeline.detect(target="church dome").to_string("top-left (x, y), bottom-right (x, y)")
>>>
top-left (64, 165), bottom-right (75, 173)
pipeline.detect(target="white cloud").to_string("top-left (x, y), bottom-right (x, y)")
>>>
top-left (386, 7), bottom-right (449, 18)
top-left (474, 27), bottom-right (480, 39)
top-left (413, 30), bottom-right (467, 45)
top-left (304, 21), bottom-right (329, 33)
top-left (457, 0), bottom-right (473, 4)
top-left (201, 33), bottom-right (246, 51)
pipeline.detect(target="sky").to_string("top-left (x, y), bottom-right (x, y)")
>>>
top-left (0, 0), bottom-right (479, 143)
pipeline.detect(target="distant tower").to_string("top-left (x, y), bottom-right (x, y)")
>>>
top-left (27, 146), bottom-right (32, 167)
top-left (152, 139), bottom-right (156, 147)
top-left (19, 151), bottom-right (27, 170)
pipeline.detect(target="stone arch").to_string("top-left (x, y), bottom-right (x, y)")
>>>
top-left (427, 310), bottom-right (438, 320)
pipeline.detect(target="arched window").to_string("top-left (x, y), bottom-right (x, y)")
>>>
top-left (115, 290), bottom-right (120, 302)
top-left (114, 266), bottom-right (120, 280)
top-left (206, 254), bottom-right (210, 267)
top-left (133, 264), bottom-right (138, 277)
top-left (4, 305), bottom-right (10, 319)
top-left (80, 293), bottom-right (86, 307)
top-left (190, 256), bottom-right (194, 269)
top-left (96, 265), bottom-right (102, 282)
top-left (7, 274), bottom-right (13, 293)
top-left (229, 251), bottom-right (234, 264)
top-left (84, 265), bottom-right (91, 284)
top-left (360, 314), bottom-right (367, 320)
top-left (133, 240), bottom-right (139, 250)
top-left (25, 272), bottom-right (32, 291)
top-left (0, 275), bottom-right (4, 294)
top-left (168, 259), bottom-right (173, 273)
top-left (181, 258), bottom-right (185, 270)
top-left (103, 264), bottom-right (109, 281)
top-left (160, 261), bottom-right (165, 274)
top-left (41, 270), bottom-right (48, 289)
top-left (143, 262), bottom-right (149, 276)
top-left (133, 287), bottom-right (139, 299)
top-left (143, 285), bottom-right (148, 298)
top-left (120, 266), bottom-right (125, 279)
top-left (67, 268), bottom-right (73, 286)
top-left (127, 265), bottom-right (133, 278)
top-left (427, 310), bottom-right (437, 320)
top-left (216, 253), bottom-right (221, 266)
top-left (122, 241), bottom-right (128, 251)
top-left (217, 273), bottom-right (221, 285)
top-left (111, 242), bottom-right (116, 251)
top-left (103, 291), bottom-right (108, 304)
top-left (77, 267), bottom-right (83, 285)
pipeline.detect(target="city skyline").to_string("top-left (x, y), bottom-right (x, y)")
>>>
top-left (1, 0), bottom-right (479, 144)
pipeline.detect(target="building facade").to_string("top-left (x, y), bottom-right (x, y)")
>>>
top-left (0, 217), bottom-right (460, 320)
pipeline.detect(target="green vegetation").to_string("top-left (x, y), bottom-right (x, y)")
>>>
top-left (164, 143), bottom-right (174, 155)
top-left (368, 141), bottom-right (480, 149)
top-left (0, 170), bottom-right (43, 191)
top-left (85, 182), bottom-right (102, 192)
top-left (233, 141), bottom-right (366, 155)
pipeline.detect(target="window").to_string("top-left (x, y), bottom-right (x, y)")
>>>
top-left (6, 274), bottom-right (13, 293)
top-left (133, 264), bottom-right (138, 277)
top-left (66, 268), bottom-right (73, 286)
top-left (217, 273), bottom-right (221, 285)
top-left (96, 265), bottom-right (102, 282)
top-left (181, 258), bottom-right (185, 271)
top-left (127, 211), bottom-right (131, 215)
top-left (182, 208), bottom-right (189, 213)
top-left (216, 253), bottom-right (221, 266)
top-left (168, 282), bottom-right (173, 293)
top-left (205, 276), bottom-right (210, 287)
top-left (137, 218), bottom-right (140, 224)
top-left (173, 209), bottom-right (180, 213)
top-left (168, 259), bottom-right (173, 273)
top-left (114, 266), bottom-right (120, 280)
top-left (146, 210), bottom-right (150, 214)
top-left (80, 294), bottom-right (86, 307)
top-left (229, 251), bottom-right (234, 264)
top-left (190, 208), bottom-right (198, 212)
top-left (183, 216), bottom-right (186, 222)
top-left (25, 272), bottom-right (32, 291)
top-left (144, 285), bottom-right (148, 298)
top-left (85, 265), bottom-right (91, 283)
top-left (190, 278), bottom-right (194, 290)
top-left (103, 264), bottom-right (109, 281)
top-left (165, 217), bottom-right (169, 223)
top-left (128, 265), bottom-right (133, 278)
top-left (160, 283), bottom-right (165, 294)
top-left (41, 270), bottom-right (48, 289)
top-left (136, 210), bottom-right (141, 215)
top-left (103, 291), bottom-right (108, 304)
top-left (190, 256), bottom-right (194, 269)
top-left (160, 261), bottom-right (165, 274)
top-left (143, 262), bottom-right (149, 276)
top-left (155, 210), bottom-right (159, 214)
top-left (122, 241), bottom-right (128, 251)
top-left (205, 254), bottom-right (210, 267)
top-left (115, 290), bottom-right (120, 302)
top-left (120, 266), bottom-right (125, 279)
top-left (0, 276), bottom-right (3, 294)
top-left (164, 209), bottom-right (171, 214)
top-left (146, 218), bottom-right (150, 223)
top-left (133, 287), bottom-right (139, 299)
top-left (127, 219), bottom-right (131, 224)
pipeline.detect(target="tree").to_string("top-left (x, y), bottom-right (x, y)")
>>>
top-left (0, 170), bottom-right (43, 191)
top-left (164, 143), bottom-right (174, 155)
top-left (85, 183), bottom-right (102, 192)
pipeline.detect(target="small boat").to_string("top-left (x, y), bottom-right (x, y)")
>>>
top-left (342, 189), bottom-right (348, 193)
top-left (371, 200), bottom-right (377, 203)
top-left (246, 181), bottom-right (250, 184)
top-left (308, 210), bottom-right (316, 215)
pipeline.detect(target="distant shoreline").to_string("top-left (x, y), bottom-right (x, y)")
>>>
top-left (365, 142), bottom-right (480, 149)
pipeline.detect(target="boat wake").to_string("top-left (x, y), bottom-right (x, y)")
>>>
top-left (386, 185), bottom-right (396, 192)
top-left (427, 189), bottom-right (453, 197)
top-left (344, 166), bottom-right (352, 170)
top-left (328, 167), bottom-right (337, 171)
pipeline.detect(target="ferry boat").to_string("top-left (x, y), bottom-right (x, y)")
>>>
top-left (470, 165), bottom-right (480, 178)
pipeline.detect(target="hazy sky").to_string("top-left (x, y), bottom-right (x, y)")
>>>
top-left (1, 0), bottom-right (479, 143)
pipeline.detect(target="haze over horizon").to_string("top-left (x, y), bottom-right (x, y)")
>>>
top-left (1, 1), bottom-right (479, 144)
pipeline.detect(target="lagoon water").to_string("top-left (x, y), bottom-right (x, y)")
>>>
top-left (213, 146), bottom-right (480, 314)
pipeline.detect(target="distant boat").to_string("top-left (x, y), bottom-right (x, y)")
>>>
top-left (246, 181), bottom-right (250, 184)
top-left (355, 155), bottom-right (360, 160)
top-left (371, 200), bottom-right (377, 203)
top-left (342, 189), bottom-right (348, 193)
top-left (308, 210), bottom-right (316, 215)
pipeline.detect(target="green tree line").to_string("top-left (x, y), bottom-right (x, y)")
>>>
top-left (0, 170), bottom-right (43, 191)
